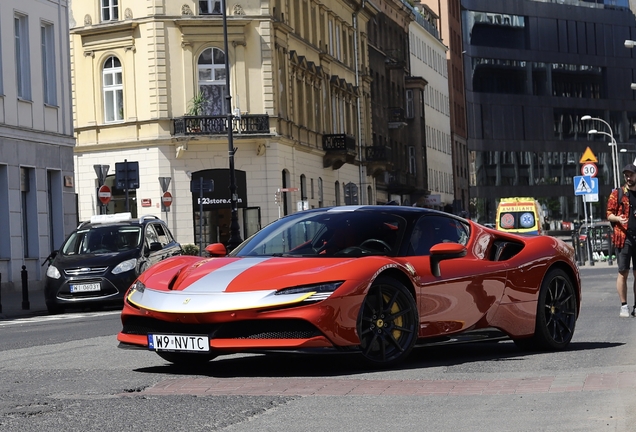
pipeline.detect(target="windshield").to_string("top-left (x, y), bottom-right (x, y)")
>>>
top-left (231, 210), bottom-right (406, 258)
top-left (61, 225), bottom-right (142, 255)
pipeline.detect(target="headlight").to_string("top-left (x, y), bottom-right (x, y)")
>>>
top-left (112, 258), bottom-right (137, 275)
top-left (46, 265), bottom-right (61, 279)
top-left (130, 279), bottom-right (146, 293)
top-left (275, 282), bottom-right (343, 302)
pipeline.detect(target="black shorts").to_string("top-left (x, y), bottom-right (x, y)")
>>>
top-left (617, 237), bottom-right (636, 272)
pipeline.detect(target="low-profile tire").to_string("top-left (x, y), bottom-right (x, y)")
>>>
top-left (156, 351), bottom-right (217, 366)
top-left (514, 268), bottom-right (577, 351)
top-left (357, 277), bottom-right (418, 367)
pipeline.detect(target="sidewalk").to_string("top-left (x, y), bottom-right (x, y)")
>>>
top-left (0, 287), bottom-right (48, 320)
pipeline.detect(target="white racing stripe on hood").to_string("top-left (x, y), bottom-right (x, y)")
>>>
top-left (183, 257), bottom-right (273, 293)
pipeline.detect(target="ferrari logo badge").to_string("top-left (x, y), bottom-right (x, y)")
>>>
top-left (183, 298), bottom-right (191, 304)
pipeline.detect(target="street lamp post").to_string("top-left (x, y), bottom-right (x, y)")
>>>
top-left (222, 0), bottom-right (243, 251)
top-left (582, 115), bottom-right (619, 190)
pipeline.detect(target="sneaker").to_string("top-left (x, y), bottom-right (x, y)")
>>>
top-left (621, 305), bottom-right (630, 317)
top-left (631, 306), bottom-right (636, 317)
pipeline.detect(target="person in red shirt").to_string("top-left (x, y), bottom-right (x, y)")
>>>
top-left (607, 163), bottom-right (636, 317)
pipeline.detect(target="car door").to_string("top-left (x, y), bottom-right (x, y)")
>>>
top-left (407, 215), bottom-right (509, 338)
top-left (153, 222), bottom-right (182, 258)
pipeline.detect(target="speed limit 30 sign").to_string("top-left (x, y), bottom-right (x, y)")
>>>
top-left (581, 163), bottom-right (598, 177)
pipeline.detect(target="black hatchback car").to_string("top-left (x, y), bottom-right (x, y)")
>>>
top-left (44, 213), bottom-right (182, 314)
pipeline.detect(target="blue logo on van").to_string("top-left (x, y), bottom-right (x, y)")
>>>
top-left (520, 212), bottom-right (535, 228)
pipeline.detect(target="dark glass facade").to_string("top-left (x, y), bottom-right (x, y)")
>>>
top-left (461, 0), bottom-right (636, 225)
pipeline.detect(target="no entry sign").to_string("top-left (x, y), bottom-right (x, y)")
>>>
top-left (98, 185), bottom-right (112, 205)
top-left (161, 191), bottom-right (173, 207)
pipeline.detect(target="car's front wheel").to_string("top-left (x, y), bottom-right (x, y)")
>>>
top-left (357, 277), bottom-right (418, 367)
top-left (514, 268), bottom-right (577, 351)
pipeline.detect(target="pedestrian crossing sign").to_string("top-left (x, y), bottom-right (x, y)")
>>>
top-left (573, 175), bottom-right (598, 195)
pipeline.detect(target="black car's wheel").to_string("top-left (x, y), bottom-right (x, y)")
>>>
top-left (357, 277), bottom-right (418, 367)
top-left (156, 351), bottom-right (217, 366)
top-left (514, 268), bottom-right (577, 351)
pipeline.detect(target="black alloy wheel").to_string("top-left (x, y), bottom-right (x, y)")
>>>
top-left (514, 268), bottom-right (577, 351)
top-left (357, 277), bottom-right (418, 366)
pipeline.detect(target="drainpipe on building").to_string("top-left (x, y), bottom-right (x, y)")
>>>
top-left (353, 0), bottom-right (367, 205)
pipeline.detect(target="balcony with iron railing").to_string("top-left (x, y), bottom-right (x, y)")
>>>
top-left (365, 145), bottom-right (392, 177)
top-left (322, 133), bottom-right (357, 169)
top-left (173, 114), bottom-right (270, 136)
top-left (387, 170), bottom-right (417, 193)
top-left (388, 108), bottom-right (407, 129)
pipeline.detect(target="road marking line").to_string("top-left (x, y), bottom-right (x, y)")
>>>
top-left (0, 310), bottom-right (120, 326)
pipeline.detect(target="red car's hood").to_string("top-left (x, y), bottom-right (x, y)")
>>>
top-left (128, 256), bottom-right (383, 314)
top-left (164, 256), bottom-right (374, 292)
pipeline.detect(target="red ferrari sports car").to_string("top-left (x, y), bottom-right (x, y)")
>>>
top-left (117, 206), bottom-right (581, 367)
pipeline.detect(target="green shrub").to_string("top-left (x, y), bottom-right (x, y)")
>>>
top-left (182, 244), bottom-right (200, 256)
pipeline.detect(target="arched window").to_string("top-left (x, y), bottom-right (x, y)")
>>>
top-left (197, 47), bottom-right (227, 116)
top-left (103, 56), bottom-right (123, 122)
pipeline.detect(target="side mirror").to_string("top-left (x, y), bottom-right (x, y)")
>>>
top-left (429, 243), bottom-right (467, 277)
top-left (205, 243), bottom-right (227, 257)
top-left (149, 242), bottom-right (163, 252)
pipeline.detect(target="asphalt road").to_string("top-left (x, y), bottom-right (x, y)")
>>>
top-left (1, 265), bottom-right (636, 431)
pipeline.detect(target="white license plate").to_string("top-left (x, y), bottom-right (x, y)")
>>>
top-left (70, 283), bottom-right (100, 293)
top-left (148, 334), bottom-right (210, 352)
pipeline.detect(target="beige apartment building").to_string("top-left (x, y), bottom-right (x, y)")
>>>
top-left (408, 4), bottom-right (453, 210)
top-left (70, 0), bottom-right (378, 248)
top-left (0, 0), bottom-right (76, 292)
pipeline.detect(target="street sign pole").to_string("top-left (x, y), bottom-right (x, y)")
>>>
top-left (158, 177), bottom-right (172, 224)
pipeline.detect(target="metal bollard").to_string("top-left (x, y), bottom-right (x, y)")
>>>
top-left (572, 231), bottom-right (582, 266)
top-left (587, 236), bottom-right (594, 266)
top-left (21, 265), bottom-right (29, 310)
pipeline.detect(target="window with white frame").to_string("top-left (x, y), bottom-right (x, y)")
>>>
top-left (199, 0), bottom-right (221, 14)
top-left (101, 0), bottom-right (119, 22)
top-left (15, 14), bottom-right (31, 100)
top-left (198, 47), bottom-right (227, 115)
top-left (408, 146), bottom-right (416, 174)
top-left (405, 89), bottom-right (414, 118)
top-left (41, 22), bottom-right (56, 105)
top-left (103, 56), bottom-right (123, 122)
top-left (318, 177), bottom-right (323, 207)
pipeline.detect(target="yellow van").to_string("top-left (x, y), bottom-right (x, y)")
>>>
top-left (495, 197), bottom-right (545, 235)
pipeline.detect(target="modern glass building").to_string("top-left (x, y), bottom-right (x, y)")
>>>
top-left (461, 0), bottom-right (636, 226)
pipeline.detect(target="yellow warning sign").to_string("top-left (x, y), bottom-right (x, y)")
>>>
top-left (579, 147), bottom-right (598, 163)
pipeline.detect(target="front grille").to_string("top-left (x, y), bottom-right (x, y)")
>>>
top-left (122, 317), bottom-right (322, 340)
top-left (64, 267), bottom-right (108, 276)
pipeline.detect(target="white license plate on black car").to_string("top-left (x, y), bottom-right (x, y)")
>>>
top-left (70, 283), bottom-right (100, 293)
top-left (148, 334), bottom-right (210, 352)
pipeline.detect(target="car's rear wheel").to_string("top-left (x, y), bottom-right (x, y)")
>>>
top-left (46, 303), bottom-right (64, 315)
top-left (357, 277), bottom-right (418, 367)
top-left (514, 268), bottom-right (577, 351)
top-left (156, 351), bottom-right (217, 366)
